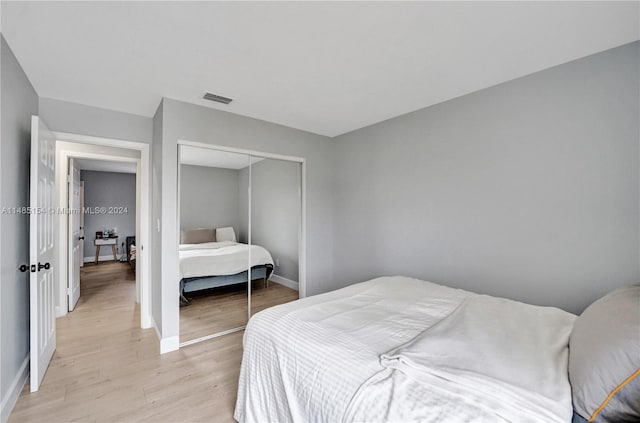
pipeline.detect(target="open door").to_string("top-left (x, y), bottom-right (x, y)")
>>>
top-left (68, 158), bottom-right (81, 311)
top-left (30, 116), bottom-right (56, 392)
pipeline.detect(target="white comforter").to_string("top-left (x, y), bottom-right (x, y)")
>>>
top-left (179, 241), bottom-right (273, 279)
top-left (234, 276), bottom-right (576, 423)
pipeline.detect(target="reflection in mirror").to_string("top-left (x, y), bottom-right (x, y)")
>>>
top-left (178, 146), bottom-right (250, 343)
top-left (244, 157), bottom-right (301, 316)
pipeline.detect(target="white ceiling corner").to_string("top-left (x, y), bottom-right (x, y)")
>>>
top-left (2, 1), bottom-right (639, 137)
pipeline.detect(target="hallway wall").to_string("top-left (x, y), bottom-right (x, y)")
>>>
top-left (0, 35), bottom-right (38, 423)
top-left (81, 171), bottom-right (137, 261)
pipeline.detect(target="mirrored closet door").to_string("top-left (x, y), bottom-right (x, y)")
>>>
top-left (178, 146), bottom-right (250, 344)
top-left (249, 156), bottom-right (301, 316)
top-left (178, 145), bottom-right (303, 346)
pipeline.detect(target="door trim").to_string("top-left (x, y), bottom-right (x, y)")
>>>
top-left (54, 132), bottom-right (152, 330)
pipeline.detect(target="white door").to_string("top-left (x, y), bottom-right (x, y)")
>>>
top-left (79, 181), bottom-right (85, 268)
top-left (68, 158), bottom-right (81, 311)
top-left (30, 116), bottom-right (56, 392)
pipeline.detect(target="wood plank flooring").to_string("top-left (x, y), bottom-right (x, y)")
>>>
top-left (180, 280), bottom-right (299, 342)
top-left (9, 261), bottom-right (298, 423)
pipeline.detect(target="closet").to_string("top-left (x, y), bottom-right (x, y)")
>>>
top-left (178, 144), bottom-right (304, 345)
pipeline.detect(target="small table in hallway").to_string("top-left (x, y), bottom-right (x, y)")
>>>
top-left (94, 237), bottom-right (118, 264)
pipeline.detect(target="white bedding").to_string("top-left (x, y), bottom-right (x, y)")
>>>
top-left (179, 241), bottom-right (273, 279)
top-left (234, 276), bottom-right (577, 423)
top-left (346, 295), bottom-right (576, 422)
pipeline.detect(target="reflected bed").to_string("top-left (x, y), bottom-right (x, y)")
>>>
top-left (179, 240), bottom-right (274, 305)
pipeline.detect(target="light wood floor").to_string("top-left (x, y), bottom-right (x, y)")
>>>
top-left (10, 261), bottom-right (263, 423)
top-left (180, 279), bottom-right (299, 342)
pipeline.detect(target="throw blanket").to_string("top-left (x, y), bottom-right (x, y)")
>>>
top-left (345, 295), bottom-right (576, 422)
top-left (179, 241), bottom-right (273, 279)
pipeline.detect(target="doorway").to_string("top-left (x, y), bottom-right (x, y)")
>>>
top-left (55, 135), bottom-right (151, 329)
top-left (72, 160), bottom-right (138, 312)
top-left (177, 142), bottom-right (306, 346)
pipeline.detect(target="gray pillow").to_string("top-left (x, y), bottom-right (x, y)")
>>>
top-left (180, 228), bottom-right (216, 244)
top-left (569, 285), bottom-right (640, 422)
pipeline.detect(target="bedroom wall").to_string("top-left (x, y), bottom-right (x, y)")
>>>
top-left (333, 41), bottom-right (640, 314)
top-left (158, 98), bottom-right (336, 349)
top-left (238, 159), bottom-right (300, 282)
top-left (38, 97), bottom-right (152, 143)
top-left (81, 171), bottom-right (136, 261)
top-left (0, 34), bottom-right (38, 422)
top-left (180, 165), bottom-right (240, 233)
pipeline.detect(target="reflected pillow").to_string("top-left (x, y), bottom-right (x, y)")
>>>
top-left (216, 227), bottom-right (236, 242)
top-left (180, 228), bottom-right (215, 244)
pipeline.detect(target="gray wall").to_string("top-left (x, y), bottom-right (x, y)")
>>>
top-left (151, 100), bottom-right (163, 334)
top-left (333, 41), bottom-right (640, 314)
top-left (39, 97), bottom-right (152, 143)
top-left (180, 165), bottom-right (240, 232)
top-left (158, 98), bottom-right (336, 344)
top-left (0, 35), bottom-right (38, 420)
top-left (237, 166), bottom-right (249, 244)
top-left (239, 159), bottom-right (300, 282)
top-left (81, 171), bottom-right (136, 260)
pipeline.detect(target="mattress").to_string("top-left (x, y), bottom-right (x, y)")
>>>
top-left (234, 276), bottom-right (576, 423)
top-left (179, 241), bottom-right (273, 280)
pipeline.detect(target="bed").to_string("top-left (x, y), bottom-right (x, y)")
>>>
top-left (234, 276), bottom-right (579, 422)
top-left (235, 277), bottom-right (640, 422)
top-left (179, 228), bottom-right (274, 305)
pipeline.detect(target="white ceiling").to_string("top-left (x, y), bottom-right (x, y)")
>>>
top-left (75, 159), bottom-right (137, 174)
top-left (180, 146), bottom-right (263, 170)
top-left (2, 2), bottom-right (639, 137)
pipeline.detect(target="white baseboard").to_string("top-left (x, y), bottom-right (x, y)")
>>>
top-left (151, 315), bottom-right (178, 354)
top-left (271, 274), bottom-right (299, 291)
top-left (160, 336), bottom-right (179, 354)
top-left (1, 356), bottom-right (29, 423)
top-left (83, 254), bottom-right (123, 263)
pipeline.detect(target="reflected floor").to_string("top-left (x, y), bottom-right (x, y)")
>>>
top-left (180, 280), bottom-right (299, 342)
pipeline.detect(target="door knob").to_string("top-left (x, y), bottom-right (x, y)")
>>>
top-left (19, 264), bottom-right (37, 272)
top-left (37, 262), bottom-right (50, 271)
top-left (79, 236), bottom-right (85, 240)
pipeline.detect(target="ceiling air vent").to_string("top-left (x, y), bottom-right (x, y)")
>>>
top-left (203, 92), bottom-right (233, 104)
